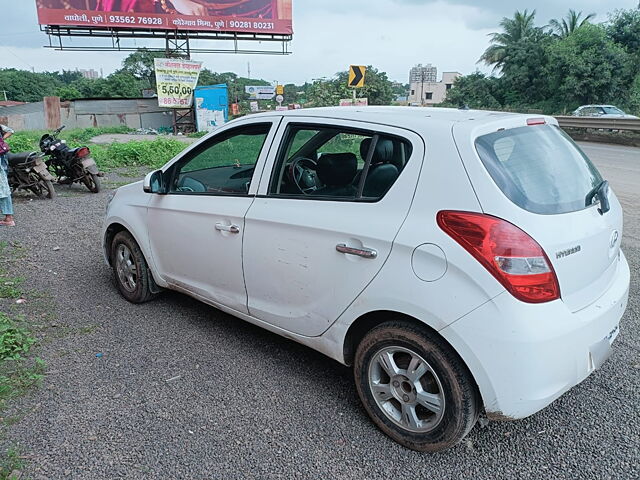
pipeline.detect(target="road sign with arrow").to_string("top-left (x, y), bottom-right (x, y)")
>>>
top-left (348, 66), bottom-right (366, 88)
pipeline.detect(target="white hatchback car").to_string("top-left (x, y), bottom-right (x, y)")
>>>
top-left (103, 107), bottom-right (630, 452)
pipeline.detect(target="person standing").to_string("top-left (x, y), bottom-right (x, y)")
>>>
top-left (0, 124), bottom-right (15, 227)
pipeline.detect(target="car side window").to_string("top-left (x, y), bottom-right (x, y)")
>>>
top-left (170, 123), bottom-right (271, 195)
top-left (269, 124), bottom-right (412, 201)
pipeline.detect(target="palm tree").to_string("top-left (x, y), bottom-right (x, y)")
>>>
top-left (480, 10), bottom-right (538, 73)
top-left (549, 10), bottom-right (596, 38)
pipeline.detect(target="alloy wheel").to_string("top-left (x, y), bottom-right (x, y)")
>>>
top-left (368, 346), bottom-right (446, 433)
top-left (115, 244), bottom-right (138, 293)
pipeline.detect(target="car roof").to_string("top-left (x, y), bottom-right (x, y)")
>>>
top-left (251, 106), bottom-right (533, 130)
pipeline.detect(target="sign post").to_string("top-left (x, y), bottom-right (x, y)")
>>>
top-left (343, 65), bottom-right (366, 107)
top-left (348, 66), bottom-right (366, 88)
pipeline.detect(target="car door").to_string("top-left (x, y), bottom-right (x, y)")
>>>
top-left (243, 118), bottom-right (424, 336)
top-left (147, 118), bottom-right (280, 313)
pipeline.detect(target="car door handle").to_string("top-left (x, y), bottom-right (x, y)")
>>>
top-left (215, 223), bottom-right (241, 234)
top-left (336, 244), bottom-right (378, 259)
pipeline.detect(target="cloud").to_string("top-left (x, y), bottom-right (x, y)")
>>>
top-left (0, 0), bottom-right (637, 85)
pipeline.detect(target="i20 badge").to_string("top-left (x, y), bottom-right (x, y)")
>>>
top-left (556, 245), bottom-right (581, 259)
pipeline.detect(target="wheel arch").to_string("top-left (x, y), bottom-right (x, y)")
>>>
top-left (104, 222), bottom-right (129, 266)
top-left (104, 221), bottom-right (163, 294)
top-left (342, 310), bottom-right (483, 407)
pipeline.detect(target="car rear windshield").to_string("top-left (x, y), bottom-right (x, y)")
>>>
top-left (475, 125), bottom-right (603, 215)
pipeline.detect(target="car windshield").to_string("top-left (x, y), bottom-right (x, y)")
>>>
top-left (602, 106), bottom-right (625, 115)
top-left (475, 125), bottom-right (603, 215)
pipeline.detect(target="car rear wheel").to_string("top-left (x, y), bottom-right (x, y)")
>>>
top-left (354, 321), bottom-right (480, 452)
top-left (111, 231), bottom-right (157, 304)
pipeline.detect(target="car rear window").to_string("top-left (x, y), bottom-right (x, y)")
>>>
top-left (475, 125), bottom-right (603, 215)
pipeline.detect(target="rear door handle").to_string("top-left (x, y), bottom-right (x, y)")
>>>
top-left (215, 223), bottom-right (240, 234)
top-left (336, 244), bottom-right (378, 259)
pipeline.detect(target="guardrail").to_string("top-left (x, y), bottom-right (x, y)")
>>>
top-left (556, 116), bottom-right (640, 132)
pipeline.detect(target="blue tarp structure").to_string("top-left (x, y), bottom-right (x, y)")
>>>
top-left (194, 84), bottom-right (229, 132)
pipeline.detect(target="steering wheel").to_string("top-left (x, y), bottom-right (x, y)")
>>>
top-left (288, 157), bottom-right (319, 195)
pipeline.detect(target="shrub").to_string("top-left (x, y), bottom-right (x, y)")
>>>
top-left (92, 138), bottom-right (188, 170)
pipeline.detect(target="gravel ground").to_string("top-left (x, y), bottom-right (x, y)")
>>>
top-left (0, 143), bottom-right (638, 479)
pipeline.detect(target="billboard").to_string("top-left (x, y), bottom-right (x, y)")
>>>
top-left (154, 58), bottom-right (203, 108)
top-left (245, 85), bottom-right (276, 100)
top-left (36, 0), bottom-right (293, 35)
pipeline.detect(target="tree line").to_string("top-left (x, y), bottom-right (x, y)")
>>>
top-left (0, 48), bottom-right (400, 109)
top-left (444, 8), bottom-right (640, 115)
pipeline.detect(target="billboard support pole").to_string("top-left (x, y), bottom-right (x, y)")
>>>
top-left (164, 33), bottom-right (196, 135)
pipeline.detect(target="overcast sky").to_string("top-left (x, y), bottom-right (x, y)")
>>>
top-left (0, 1), bottom-right (636, 85)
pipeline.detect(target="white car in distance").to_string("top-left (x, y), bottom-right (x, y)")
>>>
top-left (572, 105), bottom-right (639, 119)
top-left (103, 107), bottom-right (630, 452)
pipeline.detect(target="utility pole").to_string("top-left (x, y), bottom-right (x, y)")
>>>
top-left (420, 70), bottom-right (425, 107)
top-left (247, 62), bottom-right (251, 79)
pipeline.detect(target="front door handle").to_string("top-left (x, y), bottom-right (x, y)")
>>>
top-left (336, 244), bottom-right (378, 259)
top-left (215, 223), bottom-right (240, 234)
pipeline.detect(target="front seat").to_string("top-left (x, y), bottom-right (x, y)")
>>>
top-left (358, 138), bottom-right (400, 198)
top-left (314, 153), bottom-right (358, 197)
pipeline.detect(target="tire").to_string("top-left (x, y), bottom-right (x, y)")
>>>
top-left (42, 179), bottom-right (56, 199)
top-left (110, 231), bottom-right (157, 304)
top-left (27, 173), bottom-right (57, 199)
top-left (83, 172), bottom-right (101, 193)
top-left (354, 320), bottom-right (480, 452)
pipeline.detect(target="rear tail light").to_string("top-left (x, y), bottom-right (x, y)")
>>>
top-left (526, 118), bottom-right (546, 126)
top-left (76, 147), bottom-right (91, 158)
top-left (437, 211), bottom-right (560, 303)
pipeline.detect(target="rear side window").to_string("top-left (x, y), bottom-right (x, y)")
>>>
top-left (475, 125), bottom-right (603, 215)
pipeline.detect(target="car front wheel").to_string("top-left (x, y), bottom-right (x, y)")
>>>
top-left (111, 231), bottom-right (157, 304)
top-left (354, 321), bottom-right (480, 452)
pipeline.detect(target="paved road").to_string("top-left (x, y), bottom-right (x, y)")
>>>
top-left (0, 143), bottom-right (638, 479)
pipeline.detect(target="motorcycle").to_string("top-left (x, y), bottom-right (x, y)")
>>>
top-left (7, 151), bottom-right (57, 199)
top-left (39, 125), bottom-right (102, 193)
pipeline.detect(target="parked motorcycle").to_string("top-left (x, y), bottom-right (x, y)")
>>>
top-left (7, 151), bottom-right (56, 199)
top-left (39, 125), bottom-right (102, 193)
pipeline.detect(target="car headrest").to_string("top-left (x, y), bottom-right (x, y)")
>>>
top-left (360, 138), bottom-right (394, 165)
top-left (317, 153), bottom-right (357, 187)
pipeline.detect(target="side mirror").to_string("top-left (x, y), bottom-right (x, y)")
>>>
top-left (143, 170), bottom-right (165, 194)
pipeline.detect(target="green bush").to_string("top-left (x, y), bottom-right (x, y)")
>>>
top-left (187, 131), bottom-right (208, 138)
top-left (6, 126), bottom-right (190, 171)
top-left (92, 137), bottom-right (188, 170)
top-left (6, 126), bottom-right (133, 153)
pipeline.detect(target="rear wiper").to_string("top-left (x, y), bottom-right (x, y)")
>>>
top-left (585, 180), bottom-right (610, 215)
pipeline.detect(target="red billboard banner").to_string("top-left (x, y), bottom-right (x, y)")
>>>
top-left (36, 0), bottom-right (293, 35)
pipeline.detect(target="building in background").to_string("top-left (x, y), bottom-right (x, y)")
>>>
top-left (409, 64), bottom-right (437, 84)
top-left (408, 71), bottom-right (461, 106)
top-left (79, 69), bottom-right (102, 80)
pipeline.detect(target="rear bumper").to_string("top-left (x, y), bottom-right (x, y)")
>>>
top-left (441, 251), bottom-right (630, 420)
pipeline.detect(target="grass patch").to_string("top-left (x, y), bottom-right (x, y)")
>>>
top-left (0, 314), bottom-right (35, 362)
top-left (0, 280), bottom-right (22, 300)
top-left (0, 242), bottom-right (46, 475)
top-left (7, 126), bottom-right (194, 174)
top-left (6, 126), bottom-right (133, 153)
top-left (187, 131), bottom-right (208, 138)
top-left (92, 138), bottom-right (188, 171)
top-left (0, 446), bottom-right (25, 479)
